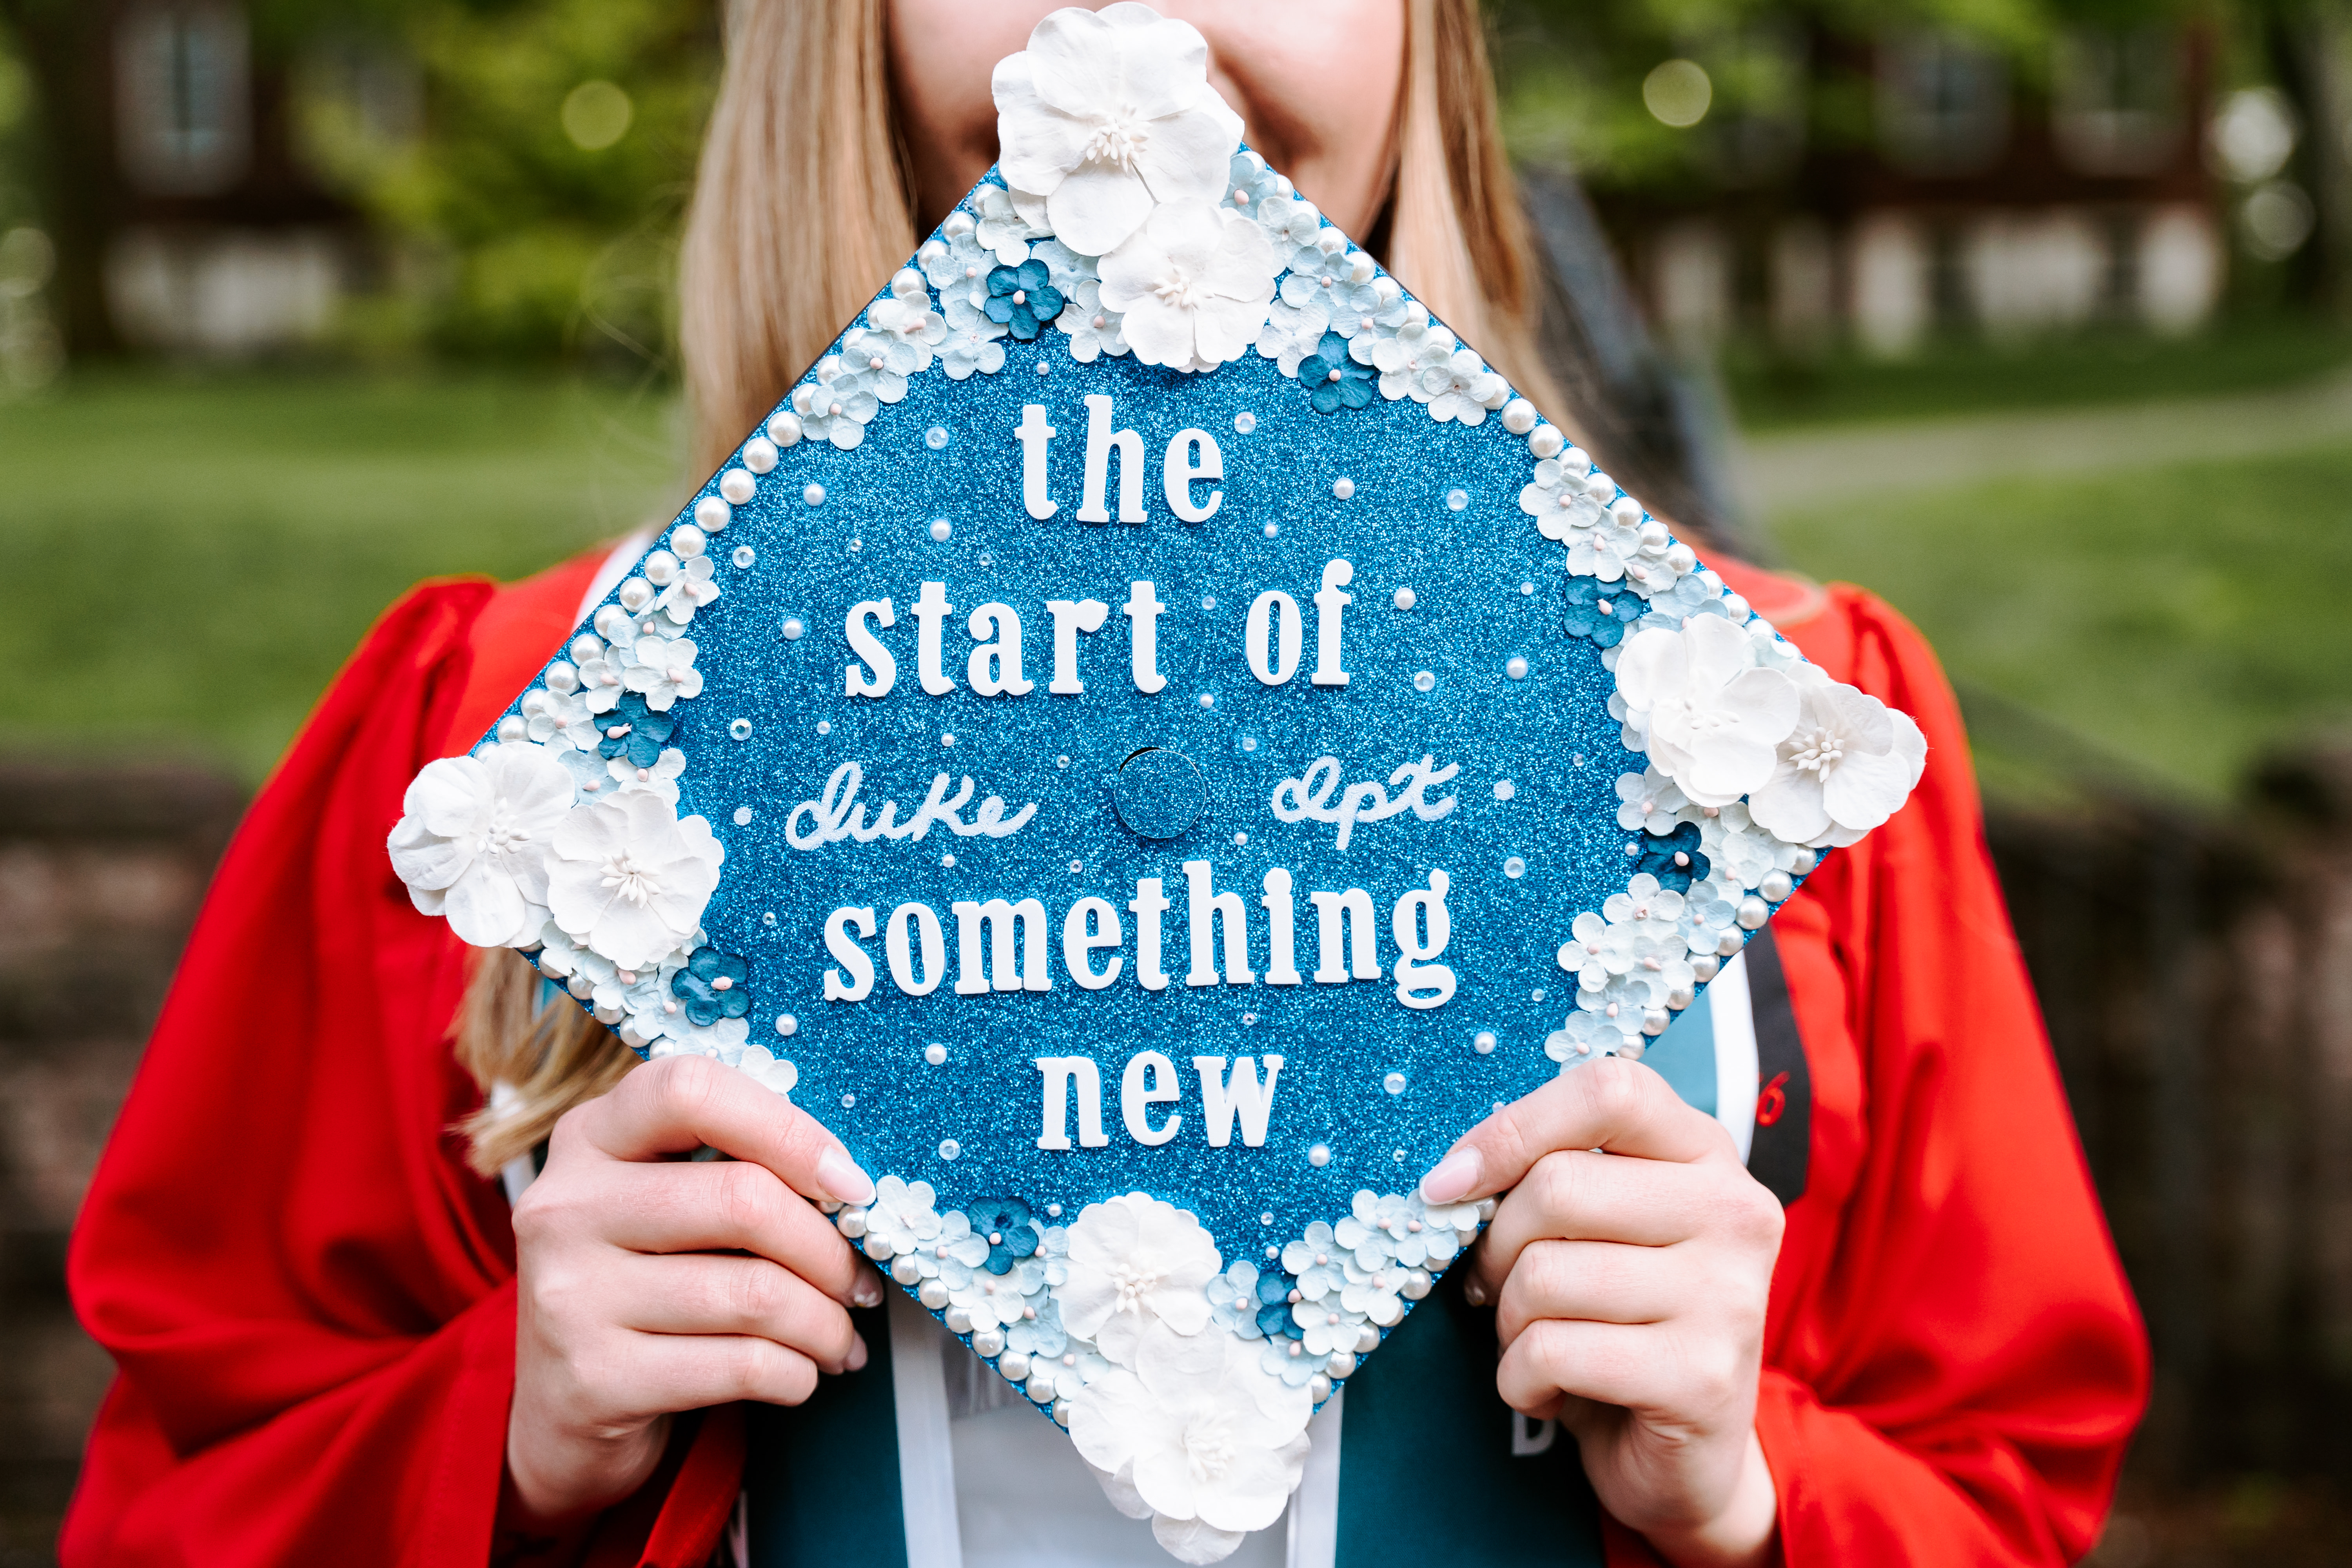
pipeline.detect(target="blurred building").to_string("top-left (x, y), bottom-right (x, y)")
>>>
top-left (1606, 25), bottom-right (2227, 354)
top-left (4, 0), bottom-right (412, 359)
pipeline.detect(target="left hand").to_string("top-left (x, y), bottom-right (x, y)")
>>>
top-left (1419, 1057), bottom-right (1785, 1568)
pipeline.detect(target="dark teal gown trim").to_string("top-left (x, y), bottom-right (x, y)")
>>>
top-left (744, 1302), bottom-right (905, 1568)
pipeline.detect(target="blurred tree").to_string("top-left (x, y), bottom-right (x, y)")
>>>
top-left (1488, 0), bottom-right (2205, 200)
top-left (0, 0), bottom-right (116, 355)
top-left (303, 0), bottom-right (720, 362)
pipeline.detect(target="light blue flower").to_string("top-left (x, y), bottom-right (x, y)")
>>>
top-left (1005, 1293), bottom-right (1068, 1358)
top-left (1056, 279), bottom-right (1129, 361)
top-left (1045, 1337), bottom-right (1110, 1400)
top-left (919, 213), bottom-right (995, 298)
top-left (1028, 238), bottom-right (1094, 299)
top-left (1292, 1291), bottom-right (1369, 1356)
top-left (1281, 1221), bottom-right (1347, 1300)
top-left (1225, 150), bottom-right (1291, 222)
top-left (1206, 1260), bottom-right (1267, 1341)
top-left (939, 284), bottom-right (1009, 378)
top-left (1260, 1333), bottom-right (1324, 1387)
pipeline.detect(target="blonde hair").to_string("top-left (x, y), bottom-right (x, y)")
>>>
top-left (457, 0), bottom-right (1568, 1171)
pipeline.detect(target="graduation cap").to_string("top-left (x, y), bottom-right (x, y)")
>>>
top-left (388, 6), bottom-right (1924, 1558)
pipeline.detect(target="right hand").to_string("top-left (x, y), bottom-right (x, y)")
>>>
top-left (505, 1053), bottom-right (883, 1523)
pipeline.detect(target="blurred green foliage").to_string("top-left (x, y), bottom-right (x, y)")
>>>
top-left (287, 0), bottom-right (719, 363)
top-left (1489, 0), bottom-right (2211, 195)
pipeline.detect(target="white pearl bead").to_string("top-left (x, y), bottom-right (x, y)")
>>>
top-left (694, 496), bottom-right (731, 532)
top-left (766, 411), bottom-right (803, 447)
top-left (740, 437), bottom-right (779, 474)
top-left (1501, 397), bottom-right (1537, 434)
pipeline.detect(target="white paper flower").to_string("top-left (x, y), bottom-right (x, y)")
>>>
top-left (1056, 278), bottom-right (1131, 361)
top-left (622, 633), bottom-right (702, 711)
top-left (544, 791), bottom-right (724, 969)
top-left (1748, 668), bottom-right (1928, 847)
top-left (1098, 200), bottom-right (1278, 372)
top-left (1367, 307), bottom-right (1450, 399)
top-left (1068, 1319), bottom-right (1314, 1550)
top-left (973, 182), bottom-right (1041, 265)
top-left (519, 685), bottom-right (595, 752)
top-left (1700, 805), bottom-right (1796, 889)
top-left (1615, 766), bottom-right (1694, 835)
top-left (735, 1043), bottom-right (797, 1098)
top-left (1520, 450), bottom-right (1607, 542)
top-left (1420, 347), bottom-right (1511, 426)
top-left (1254, 291), bottom-right (1332, 376)
top-left (991, 3), bottom-right (1243, 255)
top-left (861, 1175), bottom-right (945, 1259)
top-left (1617, 616), bottom-right (1801, 808)
top-left (1060, 1191), bottom-right (1221, 1360)
top-left (864, 271), bottom-right (949, 375)
top-left (387, 743), bottom-right (572, 947)
top-left (1335, 1189), bottom-right (1464, 1273)
top-left (1290, 1289), bottom-right (1370, 1357)
top-left (606, 746), bottom-right (686, 806)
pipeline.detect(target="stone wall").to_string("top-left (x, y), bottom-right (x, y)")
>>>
top-left (0, 761), bottom-right (240, 1563)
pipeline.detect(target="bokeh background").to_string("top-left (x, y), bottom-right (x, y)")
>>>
top-left (4, 1), bottom-right (2351, 1563)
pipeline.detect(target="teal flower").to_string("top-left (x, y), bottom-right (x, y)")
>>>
top-left (671, 947), bottom-right (749, 1027)
top-left (985, 259), bottom-right (1065, 341)
top-left (1298, 330), bottom-right (1375, 413)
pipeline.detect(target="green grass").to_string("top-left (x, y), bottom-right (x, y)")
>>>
top-left (1771, 441), bottom-right (2352, 802)
top-left (6, 364), bottom-right (2346, 806)
top-left (1726, 318), bottom-right (2352, 433)
top-left (0, 368), bottom-right (686, 780)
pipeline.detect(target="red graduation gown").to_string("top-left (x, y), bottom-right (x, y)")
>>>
top-left (62, 551), bottom-right (2145, 1566)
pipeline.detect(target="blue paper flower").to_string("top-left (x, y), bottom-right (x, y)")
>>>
top-left (1298, 330), bottom-right (1376, 414)
top-left (1256, 1267), bottom-right (1303, 1339)
top-left (964, 1196), bottom-right (1041, 1275)
top-left (671, 947), bottom-right (750, 1027)
top-left (1632, 821), bottom-right (1710, 893)
top-left (984, 259), bottom-right (1065, 341)
top-left (1564, 577), bottom-right (1644, 648)
top-left (594, 691), bottom-right (678, 769)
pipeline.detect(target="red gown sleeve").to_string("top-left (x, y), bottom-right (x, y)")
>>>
top-left (1608, 568), bottom-right (2147, 1565)
top-left (62, 556), bottom-right (746, 1566)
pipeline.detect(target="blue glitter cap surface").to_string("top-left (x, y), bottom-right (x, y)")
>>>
top-left (455, 150), bottom-right (1844, 1439)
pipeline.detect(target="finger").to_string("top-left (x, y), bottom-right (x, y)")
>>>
top-left (590, 1159), bottom-right (879, 1308)
top-left (1490, 1238), bottom-right (1690, 1346)
top-left (1495, 1315), bottom-right (1696, 1418)
top-left (1419, 1057), bottom-right (1732, 1206)
top-left (567, 1054), bottom-right (875, 1207)
top-left (1465, 1149), bottom-right (1731, 1300)
top-left (620, 1328), bottom-right (827, 1412)
top-left (610, 1252), bottom-right (866, 1373)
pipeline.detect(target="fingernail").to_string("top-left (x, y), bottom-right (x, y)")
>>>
top-left (817, 1147), bottom-right (876, 1207)
top-left (851, 1270), bottom-right (883, 1308)
top-left (846, 1333), bottom-right (869, 1372)
top-left (1463, 1278), bottom-right (1490, 1307)
top-left (1419, 1147), bottom-right (1481, 1206)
